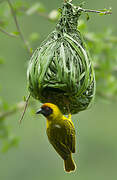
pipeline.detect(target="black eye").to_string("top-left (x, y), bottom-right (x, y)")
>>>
top-left (42, 106), bottom-right (53, 117)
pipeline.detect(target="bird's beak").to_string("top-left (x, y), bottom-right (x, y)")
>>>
top-left (36, 109), bottom-right (42, 114)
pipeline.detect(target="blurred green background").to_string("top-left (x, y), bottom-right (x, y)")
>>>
top-left (0, 0), bottom-right (117, 180)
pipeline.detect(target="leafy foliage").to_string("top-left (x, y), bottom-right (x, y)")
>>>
top-left (78, 21), bottom-right (117, 101)
top-left (0, 97), bottom-right (19, 153)
top-left (0, 0), bottom-right (116, 152)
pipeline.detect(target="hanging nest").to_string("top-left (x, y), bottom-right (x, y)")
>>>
top-left (27, 1), bottom-right (96, 114)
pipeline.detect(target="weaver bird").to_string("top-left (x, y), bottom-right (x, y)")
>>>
top-left (36, 103), bottom-right (76, 172)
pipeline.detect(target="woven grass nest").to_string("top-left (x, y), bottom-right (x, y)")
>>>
top-left (27, 1), bottom-right (96, 114)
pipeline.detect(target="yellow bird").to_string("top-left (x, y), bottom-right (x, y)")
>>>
top-left (36, 103), bottom-right (76, 172)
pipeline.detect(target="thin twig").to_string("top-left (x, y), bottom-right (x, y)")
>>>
top-left (79, 7), bottom-right (112, 15)
top-left (6, 0), bottom-right (32, 123)
top-left (0, 94), bottom-right (31, 122)
top-left (7, 0), bottom-right (32, 55)
top-left (19, 93), bottom-right (31, 124)
top-left (0, 27), bottom-right (18, 38)
top-left (0, 101), bottom-right (25, 120)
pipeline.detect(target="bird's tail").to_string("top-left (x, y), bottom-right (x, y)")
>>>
top-left (64, 154), bottom-right (76, 172)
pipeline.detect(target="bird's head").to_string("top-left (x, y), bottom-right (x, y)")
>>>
top-left (36, 103), bottom-right (62, 120)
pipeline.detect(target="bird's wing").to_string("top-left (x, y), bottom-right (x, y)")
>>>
top-left (46, 119), bottom-right (75, 160)
top-left (63, 119), bottom-right (76, 153)
top-left (47, 124), bottom-right (70, 160)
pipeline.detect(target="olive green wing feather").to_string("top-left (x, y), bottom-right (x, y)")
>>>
top-left (64, 119), bottom-right (76, 153)
top-left (47, 124), bottom-right (70, 160)
top-left (46, 119), bottom-right (75, 160)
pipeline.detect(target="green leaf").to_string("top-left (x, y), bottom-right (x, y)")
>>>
top-left (29, 32), bottom-right (40, 42)
top-left (86, 13), bottom-right (90, 21)
top-left (0, 57), bottom-right (4, 64)
top-left (78, 20), bottom-right (87, 31)
top-left (99, 12), bottom-right (106, 16)
top-left (12, 31), bottom-right (19, 35)
top-left (3, 101), bottom-right (9, 110)
top-left (11, 1), bottom-right (30, 15)
top-left (23, 96), bottom-right (26, 102)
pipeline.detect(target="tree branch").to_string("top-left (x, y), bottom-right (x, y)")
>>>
top-left (0, 27), bottom-right (18, 38)
top-left (7, 0), bottom-right (32, 55)
top-left (0, 101), bottom-right (25, 120)
top-left (79, 7), bottom-right (112, 15)
top-left (19, 94), bottom-right (31, 124)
